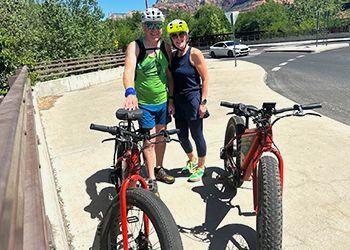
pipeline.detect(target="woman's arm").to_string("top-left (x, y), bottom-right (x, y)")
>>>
top-left (190, 47), bottom-right (208, 118)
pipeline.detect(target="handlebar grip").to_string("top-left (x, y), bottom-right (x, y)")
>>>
top-left (90, 123), bottom-right (118, 135)
top-left (220, 101), bottom-right (237, 108)
top-left (166, 129), bottom-right (180, 135)
top-left (301, 103), bottom-right (322, 110)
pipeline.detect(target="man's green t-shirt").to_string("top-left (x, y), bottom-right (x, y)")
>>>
top-left (135, 48), bottom-right (168, 105)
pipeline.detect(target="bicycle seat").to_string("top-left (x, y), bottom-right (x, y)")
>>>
top-left (116, 108), bottom-right (143, 121)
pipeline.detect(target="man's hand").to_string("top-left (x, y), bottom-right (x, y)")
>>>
top-left (124, 95), bottom-right (138, 110)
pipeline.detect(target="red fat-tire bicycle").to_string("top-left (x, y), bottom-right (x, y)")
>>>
top-left (219, 101), bottom-right (322, 249)
top-left (90, 108), bottom-right (183, 250)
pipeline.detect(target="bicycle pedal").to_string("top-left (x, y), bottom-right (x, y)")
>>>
top-left (216, 174), bottom-right (228, 182)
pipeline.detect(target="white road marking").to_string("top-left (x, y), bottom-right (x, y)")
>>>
top-left (297, 55), bottom-right (305, 58)
top-left (279, 62), bottom-right (288, 66)
top-left (288, 58), bottom-right (296, 62)
top-left (272, 67), bottom-right (281, 71)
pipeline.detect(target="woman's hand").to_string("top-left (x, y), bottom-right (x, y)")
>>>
top-left (199, 103), bottom-right (207, 118)
top-left (168, 100), bottom-right (175, 116)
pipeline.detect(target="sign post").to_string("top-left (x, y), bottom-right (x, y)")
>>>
top-left (225, 11), bottom-right (239, 67)
top-left (316, 10), bottom-right (320, 47)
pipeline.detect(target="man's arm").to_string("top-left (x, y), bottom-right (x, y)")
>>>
top-left (123, 41), bottom-right (139, 110)
top-left (165, 43), bottom-right (175, 115)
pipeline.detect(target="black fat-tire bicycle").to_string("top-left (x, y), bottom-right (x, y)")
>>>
top-left (90, 108), bottom-right (183, 250)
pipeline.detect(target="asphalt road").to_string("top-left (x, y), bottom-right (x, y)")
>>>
top-left (242, 46), bottom-right (350, 125)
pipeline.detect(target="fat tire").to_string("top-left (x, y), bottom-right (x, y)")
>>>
top-left (257, 156), bottom-right (282, 250)
top-left (224, 117), bottom-right (243, 187)
top-left (99, 188), bottom-right (183, 250)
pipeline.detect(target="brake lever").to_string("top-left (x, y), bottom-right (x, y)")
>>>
top-left (305, 112), bottom-right (322, 117)
top-left (102, 138), bottom-right (116, 143)
top-left (293, 109), bottom-right (304, 116)
top-left (170, 138), bottom-right (181, 143)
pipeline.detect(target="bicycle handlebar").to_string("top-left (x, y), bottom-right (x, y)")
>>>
top-left (274, 103), bottom-right (322, 114)
top-left (220, 101), bottom-right (322, 117)
top-left (90, 123), bottom-right (179, 141)
top-left (90, 124), bottom-right (118, 135)
top-left (220, 101), bottom-right (240, 109)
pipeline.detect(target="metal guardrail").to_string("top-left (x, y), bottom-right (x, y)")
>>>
top-left (34, 52), bottom-right (126, 81)
top-left (0, 67), bottom-right (53, 250)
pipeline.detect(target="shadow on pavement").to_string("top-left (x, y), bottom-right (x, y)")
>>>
top-left (178, 166), bottom-right (257, 249)
top-left (84, 168), bottom-right (116, 220)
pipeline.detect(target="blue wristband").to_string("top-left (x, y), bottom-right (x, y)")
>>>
top-left (125, 87), bottom-right (136, 97)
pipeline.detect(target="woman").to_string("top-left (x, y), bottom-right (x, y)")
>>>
top-left (167, 19), bottom-right (209, 182)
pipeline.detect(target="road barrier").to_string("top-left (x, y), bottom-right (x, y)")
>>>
top-left (34, 52), bottom-right (125, 81)
top-left (0, 67), bottom-right (54, 249)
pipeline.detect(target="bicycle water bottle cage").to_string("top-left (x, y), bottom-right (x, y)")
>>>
top-left (116, 108), bottom-right (143, 121)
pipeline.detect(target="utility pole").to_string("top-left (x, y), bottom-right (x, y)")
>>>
top-left (324, 10), bottom-right (330, 46)
top-left (145, 0), bottom-right (148, 8)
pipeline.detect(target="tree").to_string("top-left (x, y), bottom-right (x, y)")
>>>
top-left (190, 4), bottom-right (231, 37)
top-left (236, 0), bottom-right (296, 36)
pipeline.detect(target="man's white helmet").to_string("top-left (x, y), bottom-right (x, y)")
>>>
top-left (141, 8), bottom-right (165, 23)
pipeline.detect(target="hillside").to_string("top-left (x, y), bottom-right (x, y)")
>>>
top-left (154, 0), bottom-right (294, 12)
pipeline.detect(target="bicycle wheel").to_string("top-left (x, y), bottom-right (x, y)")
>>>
top-left (256, 156), bottom-right (282, 250)
top-left (98, 188), bottom-right (183, 250)
top-left (223, 117), bottom-right (243, 188)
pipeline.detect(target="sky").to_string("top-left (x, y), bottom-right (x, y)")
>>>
top-left (98, 0), bottom-right (157, 16)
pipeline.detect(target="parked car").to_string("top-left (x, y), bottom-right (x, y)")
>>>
top-left (209, 41), bottom-right (250, 58)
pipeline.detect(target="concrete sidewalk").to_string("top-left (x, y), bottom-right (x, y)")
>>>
top-left (37, 57), bottom-right (350, 249)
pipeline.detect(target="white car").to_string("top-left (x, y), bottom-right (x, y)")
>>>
top-left (209, 41), bottom-right (250, 58)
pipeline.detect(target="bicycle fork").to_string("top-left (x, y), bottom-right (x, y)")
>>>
top-left (252, 148), bottom-right (284, 214)
top-left (120, 175), bottom-right (149, 250)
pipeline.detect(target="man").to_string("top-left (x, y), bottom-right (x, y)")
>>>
top-left (123, 8), bottom-right (175, 195)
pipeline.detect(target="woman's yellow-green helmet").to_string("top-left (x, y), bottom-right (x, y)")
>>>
top-left (167, 19), bottom-right (189, 35)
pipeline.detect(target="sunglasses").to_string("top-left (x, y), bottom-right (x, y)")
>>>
top-left (170, 32), bottom-right (187, 39)
top-left (145, 22), bottom-right (162, 30)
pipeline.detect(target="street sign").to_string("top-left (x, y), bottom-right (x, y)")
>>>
top-left (225, 11), bottom-right (240, 67)
top-left (225, 11), bottom-right (240, 26)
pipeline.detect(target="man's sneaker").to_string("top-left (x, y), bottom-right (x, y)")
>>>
top-left (155, 167), bottom-right (175, 184)
top-left (188, 166), bottom-right (205, 182)
top-left (181, 158), bottom-right (197, 174)
top-left (147, 179), bottom-right (160, 197)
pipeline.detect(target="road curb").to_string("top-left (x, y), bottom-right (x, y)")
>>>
top-left (33, 94), bottom-right (70, 250)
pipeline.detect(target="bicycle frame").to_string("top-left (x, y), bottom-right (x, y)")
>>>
top-left (115, 146), bottom-right (150, 250)
top-left (225, 123), bottom-right (284, 213)
top-left (90, 109), bottom-right (182, 250)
